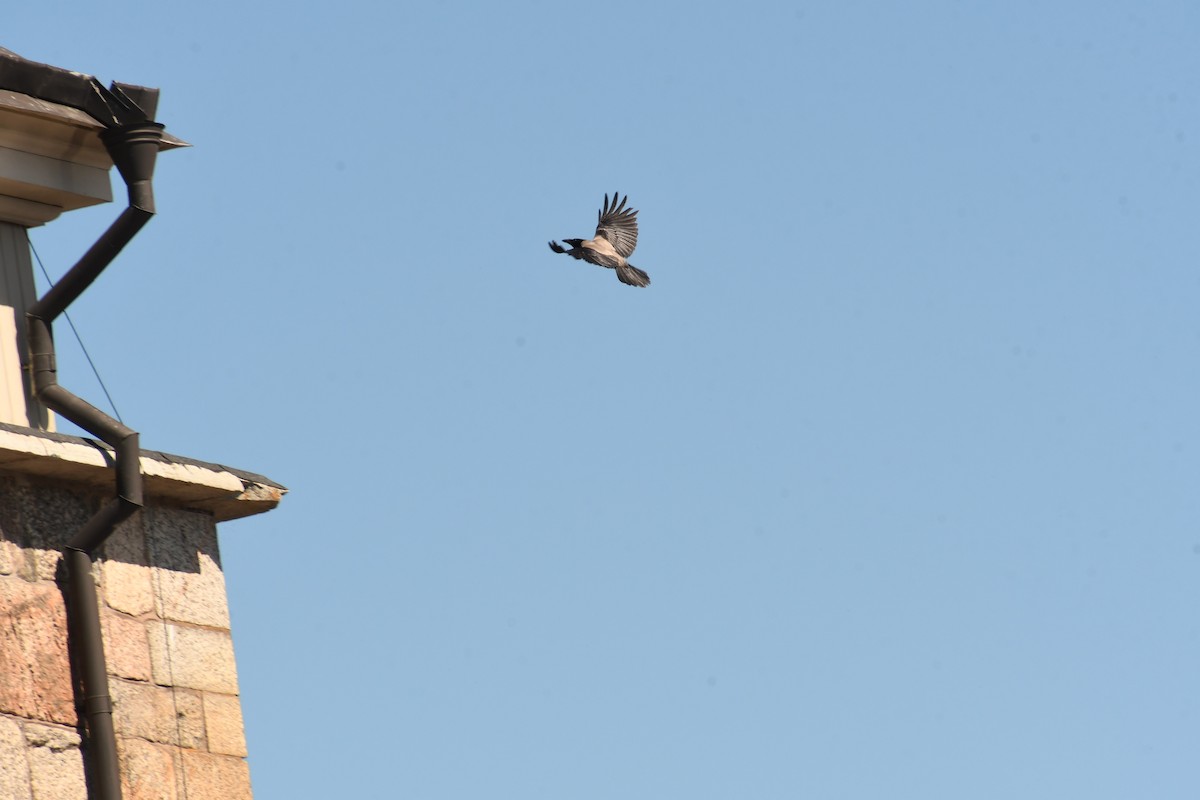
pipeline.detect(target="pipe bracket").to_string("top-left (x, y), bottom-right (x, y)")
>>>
top-left (83, 694), bottom-right (114, 716)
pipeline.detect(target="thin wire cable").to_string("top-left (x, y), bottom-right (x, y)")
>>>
top-left (27, 236), bottom-right (124, 423)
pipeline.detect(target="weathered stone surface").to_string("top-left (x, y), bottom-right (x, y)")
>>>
top-left (119, 737), bottom-right (180, 800)
top-left (103, 610), bottom-right (153, 682)
top-left (174, 689), bottom-right (207, 751)
top-left (0, 715), bottom-right (33, 800)
top-left (202, 693), bottom-right (247, 757)
top-left (100, 514), bottom-right (155, 617)
top-left (0, 577), bottom-right (74, 725)
top-left (148, 623), bottom-right (239, 694)
top-left (180, 751), bottom-right (252, 800)
top-left (0, 478), bottom-right (21, 553)
top-left (0, 537), bottom-right (19, 576)
top-left (101, 557), bottom-right (156, 617)
top-left (146, 508), bottom-right (230, 630)
top-left (23, 721), bottom-right (85, 800)
top-left (112, 679), bottom-right (168, 743)
top-left (0, 485), bottom-right (35, 581)
top-left (103, 512), bottom-right (149, 565)
top-left (111, 680), bottom-right (205, 749)
top-left (28, 549), bottom-right (60, 584)
top-left (4, 544), bottom-right (38, 582)
top-left (21, 720), bottom-right (79, 749)
top-left (0, 479), bottom-right (91, 582)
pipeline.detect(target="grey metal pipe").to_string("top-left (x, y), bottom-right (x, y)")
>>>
top-left (26, 119), bottom-right (164, 800)
top-left (29, 207), bottom-right (152, 322)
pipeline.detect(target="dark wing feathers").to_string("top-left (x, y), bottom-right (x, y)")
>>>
top-left (594, 191), bottom-right (639, 258)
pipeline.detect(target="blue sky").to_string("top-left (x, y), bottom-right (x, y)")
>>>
top-left (8, 1), bottom-right (1200, 797)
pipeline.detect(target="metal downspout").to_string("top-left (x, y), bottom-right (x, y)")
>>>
top-left (26, 120), bottom-right (164, 800)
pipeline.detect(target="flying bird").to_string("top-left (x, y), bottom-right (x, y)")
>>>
top-left (548, 193), bottom-right (650, 287)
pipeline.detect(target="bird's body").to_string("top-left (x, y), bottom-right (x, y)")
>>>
top-left (549, 193), bottom-right (650, 287)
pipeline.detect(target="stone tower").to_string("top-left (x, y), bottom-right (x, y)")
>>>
top-left (0, 49), bottom-right (284, 800)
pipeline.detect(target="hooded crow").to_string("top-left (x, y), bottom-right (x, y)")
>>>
top-left (549, 193), bottom-right (650, 287)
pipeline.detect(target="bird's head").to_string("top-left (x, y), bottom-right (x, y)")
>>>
top-left (564, 238), bottom-right (584, 247)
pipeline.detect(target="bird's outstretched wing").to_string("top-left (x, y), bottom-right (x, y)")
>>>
top-left (594, 193), bottom-right (639, 258)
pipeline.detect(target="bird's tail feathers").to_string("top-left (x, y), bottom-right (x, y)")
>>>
top-left (616, 264), bottom-right (651, 288)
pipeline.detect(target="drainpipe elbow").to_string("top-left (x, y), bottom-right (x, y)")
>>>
top-left (127, 180), bottom-right (156, 215)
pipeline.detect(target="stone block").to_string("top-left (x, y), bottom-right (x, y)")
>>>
top-left (0, 715), bottom-right (33, 800)
top-left (146, 508), bottom-right (230, 629)
top-left (148, 622), bottom-right (239, 694)
top-left (23, 721), bottom-right (85, 800)
top-left (101, 558), bottom-right (156, 617)
top-left (111, 679), bottom-right (167, 743)
top-left (111, 680), bottom-right (205, 749)
top-left (103, 611), bottom-right (152, 682)
top-left (202, 693), bottom-right (247, 757)
top-left (0, 537), bottom-right (19, 576)
top-left (101, 514), bottom-right (155, 617)
top-left (22, 720), bottom-right (80, 749)
top-left (180, 751), bottom-right (252, 800)
top-left (119, 737), bottom-right (180, 800)
top-left (0, 577), bottom-right (74, 725)
top-left (6, 544), bottom-right (38, 582)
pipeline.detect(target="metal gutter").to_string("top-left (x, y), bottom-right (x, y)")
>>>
top-left (0, 48), bottom-right (188, 149)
